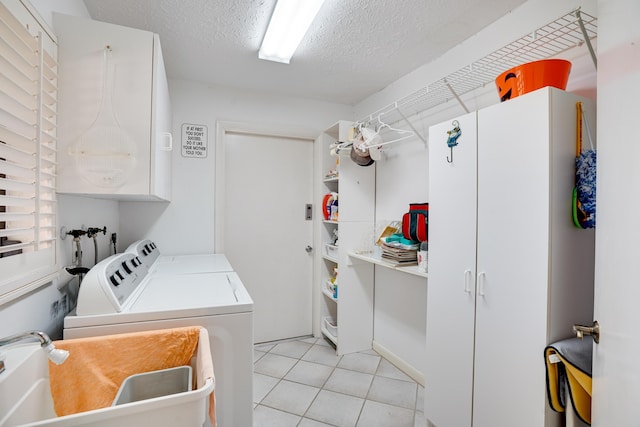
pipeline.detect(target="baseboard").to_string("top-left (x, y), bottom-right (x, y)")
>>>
top-left (372, 340), bottom-right (424, 386)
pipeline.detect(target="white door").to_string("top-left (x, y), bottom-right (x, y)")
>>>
top-left (425, 112), bottom-right (478, 427)
top-left (217, 128), bottom-right (314, 343)
top-left (474, 92), bottom-right (552, 426)
top-left (591, 1), bottom-right (640, 425)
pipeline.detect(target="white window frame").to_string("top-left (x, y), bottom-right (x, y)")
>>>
top-left (0, 0), bottom-right (58, 304)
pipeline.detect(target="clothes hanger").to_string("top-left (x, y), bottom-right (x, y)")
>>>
top-left (360, 115), bottom-right (416, 149)
top-left (329, 141), bottom-right (353, 156)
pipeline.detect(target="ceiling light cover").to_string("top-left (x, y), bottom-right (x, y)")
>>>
top-left (259, 0), bottom-right (326, 64)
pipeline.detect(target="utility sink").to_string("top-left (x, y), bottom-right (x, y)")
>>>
top-left (0, 342), bottom-right (213, 427)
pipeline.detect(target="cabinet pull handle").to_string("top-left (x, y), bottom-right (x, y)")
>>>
top-left (464, 269), bottom-right (472, 293)
top-left (477, 272), bottom-right (486, 296)
top-left (160, 132), bottom-right (173, 151)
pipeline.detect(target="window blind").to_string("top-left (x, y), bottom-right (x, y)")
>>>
top-left (0, 0), bottom-right (57, 302)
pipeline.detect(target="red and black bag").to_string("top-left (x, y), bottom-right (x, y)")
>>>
top-left (402, 203), bottom-right (429, 242)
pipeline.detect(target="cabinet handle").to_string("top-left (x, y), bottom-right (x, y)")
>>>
top-left (464, 269), bottom-right (472, 293)
top-left (477, 272), bottom-right (486, 296)
top-left (160, 132), bottom-right (173, 151)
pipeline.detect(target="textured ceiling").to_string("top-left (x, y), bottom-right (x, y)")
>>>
top-left (83, 0), bottom-right (526, 105)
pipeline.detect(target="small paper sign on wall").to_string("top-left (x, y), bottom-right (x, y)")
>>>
top-left (181, 123), bottom-right (208, 158)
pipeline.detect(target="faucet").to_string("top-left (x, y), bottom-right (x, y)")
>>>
top-left (64, 229), bottom-right (90, 284)
top-left (0, 331), bottom-right (69, 374)
top-left (87, 226), bottom-right (107, 265)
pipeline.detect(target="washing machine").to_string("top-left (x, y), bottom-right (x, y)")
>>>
top-left (125, 239), bottom-right (234, 274)
top-left (64, 251), bottom-right (253, 427)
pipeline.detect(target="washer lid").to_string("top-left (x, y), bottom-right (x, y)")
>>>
top-left (151, 254), bottom-right (234, 274)
top-left (130, 272), bottom-right (240, 312)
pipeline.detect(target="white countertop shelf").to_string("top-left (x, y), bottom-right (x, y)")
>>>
top-left (348, 252), bottom-right (428, 279)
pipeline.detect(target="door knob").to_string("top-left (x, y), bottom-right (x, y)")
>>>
top-left (573, 321), bottom-right (599, 344)
top-left (305, 245), bottom-right (313, 253)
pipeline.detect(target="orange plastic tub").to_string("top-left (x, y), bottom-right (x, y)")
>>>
top-left (495, 59), bottom-right (571, 102)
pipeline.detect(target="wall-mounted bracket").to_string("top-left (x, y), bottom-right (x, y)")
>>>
top-left (575, 9), bottom-right (597, 70)
top-left (395, 107), bottom-right (427, 146)
top-left (444, 79), bottom-right (470, 114)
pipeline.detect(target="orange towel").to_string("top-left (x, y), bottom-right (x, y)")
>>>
top-left (49, 327), bottom-right (202, 417)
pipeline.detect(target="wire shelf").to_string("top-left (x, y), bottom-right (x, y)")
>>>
top-left (361, 8), bottom-right (597, 125)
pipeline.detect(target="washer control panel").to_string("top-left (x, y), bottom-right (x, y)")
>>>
top-left (76, 252), bottom-right (149, 315)
top-left (125, 239), bottom-right (160, 269)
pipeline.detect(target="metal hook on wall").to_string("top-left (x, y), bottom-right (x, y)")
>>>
top-left (446, 120), bottom-right (461, 163)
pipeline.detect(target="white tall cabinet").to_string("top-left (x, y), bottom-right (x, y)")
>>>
top-left (54, 13), bottom-right (172, 201)
top-left (316, 121), bottom-right (375, 355)
top-left (425, 88), bottom-right (596, 427)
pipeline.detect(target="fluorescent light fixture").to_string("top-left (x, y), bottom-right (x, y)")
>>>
top-left (259, 0), bottom-right (326, 64)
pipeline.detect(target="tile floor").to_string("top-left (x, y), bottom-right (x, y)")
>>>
top-left (253, 336), bottom-right (425, 427)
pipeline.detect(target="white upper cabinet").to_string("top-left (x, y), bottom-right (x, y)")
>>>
top-left (54, 13), bottom-right (172, 201)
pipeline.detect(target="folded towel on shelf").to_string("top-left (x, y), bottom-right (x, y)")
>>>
top-left (379, 234), bottom-right (419, 265)
top-left (544, 337), bottom-right (592, 425)
top-left (49, 326), bottom-right (211, 419)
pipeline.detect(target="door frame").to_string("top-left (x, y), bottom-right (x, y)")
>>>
top-left (214, 120), bottom-right (319, 337)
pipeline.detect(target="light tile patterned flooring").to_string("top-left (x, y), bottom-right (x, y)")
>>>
top-left (254, 336), bottom-right (425, 427)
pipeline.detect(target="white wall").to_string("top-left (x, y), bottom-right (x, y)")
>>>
top-left (119, 79), bottom-right (353, 253)
top-left (354, 0), bottom-right (598, 377)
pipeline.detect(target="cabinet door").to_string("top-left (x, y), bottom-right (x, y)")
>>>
top-left (474, 89), bottom-right (552, 427)
top-left (425, 112), bottom-right (477, 427)
top-left (150, 35), bottom-right (172, 201)
top-left (55, 13), bottom-right (155, 197)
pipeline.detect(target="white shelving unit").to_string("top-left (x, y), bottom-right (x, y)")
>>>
top-left (320, 238), bottom-right (338, 347)
top-left (316, 121), bottom-right (375, 355)
top-left (319, 166), bottom-right (339, 346)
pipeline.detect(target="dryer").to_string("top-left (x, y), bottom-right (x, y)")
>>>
top-left (64, 251), bottom-right (253, 427)
top-left (125, 239), bottom-right (234, 274)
